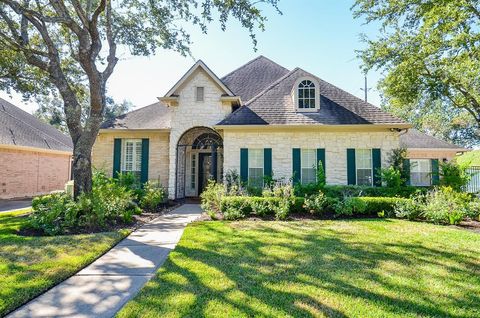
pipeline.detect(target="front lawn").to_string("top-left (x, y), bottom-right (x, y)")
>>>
top-left (0, 210), bottom-right (129, 316)
top-left (118, 219), bottom-right (480, 318)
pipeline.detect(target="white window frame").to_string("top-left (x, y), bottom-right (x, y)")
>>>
top-left (292, 77), bottom-right (320, 112)
top-left (121, 139), bottom-right (142, 173)
top-left (410, 159), bottom-right (432, 186)
top-left (301, 149), bottom-right (317, 185)
top-left (248, 149), bottom-right (264, 188)
top-left (195, 86), bottom-right (204, 102)
top-left (356, 149), bottom-right (373, 186)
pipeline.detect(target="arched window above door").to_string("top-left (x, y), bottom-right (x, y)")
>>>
top-left (192, 133), bottom-right (223, 149)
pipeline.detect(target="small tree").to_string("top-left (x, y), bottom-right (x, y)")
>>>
top-left (0, 0), bottom-right (280, 197)
top-left (440, 161), bottom-right (471, 191)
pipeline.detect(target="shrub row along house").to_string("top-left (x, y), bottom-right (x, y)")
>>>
top-left (92, 56), bottom-right (467, 199)
top-left (0, 98), bottom-right (73, 199)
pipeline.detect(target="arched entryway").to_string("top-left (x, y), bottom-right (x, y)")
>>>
top-left (176, 127), bottom-right (223, 199)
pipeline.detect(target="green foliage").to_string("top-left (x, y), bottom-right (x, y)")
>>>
top-left (439, 161), bottom-right (471, 191)
top-left (303, 190), bottom-right (327, 215)
top-left (467, 199), bottom-right (480, 221)
top-left (30, 193), bottom-right (80, 236)
top-left (394, 197), bottom-right (423, 221)
top-left (29, 172), bottom-right (139, 235)
top-left (380, 166), bottom-right (403, 188)
top-left (316, 161), bottom-right (326, 188)
top-left (422, 187), bottom-right (471, 225)
top-left (139, 181), bottom-right (167, 211)
top-left (200, 181), bottom-right (226, 219)
top-left (353, 0), bottom-right (480, 133)
top-left (250, 200), bottom-right (273, 217)
top-left (334, 197), bottom-right (367, 216)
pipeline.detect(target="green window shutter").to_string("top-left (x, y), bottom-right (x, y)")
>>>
top-left (347, 149), bottom-right (356, 185)
top-left (240, 148), bottom-right (248, 183)
top-left (113, 138), bottom-right (122, 178)
top-left (316, 148), bottom-right (326, 176)
top-left (264, 148), bottom-right (272, 178)
top-left (403, 159), bottom-right (411, 186)
top-left (431, 159), bottom-right (440, 185)
top-left (140, 139), bottom-right (149, 184)
top-left (292, 148), bottom-right (301, 184)
top-left (372, 148), bottom-right (382, 187)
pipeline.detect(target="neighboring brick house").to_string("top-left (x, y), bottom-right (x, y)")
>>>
top-left (0, 98), bottom-right (73, 199)
top-left (92, 56), bottom-right (468, 199)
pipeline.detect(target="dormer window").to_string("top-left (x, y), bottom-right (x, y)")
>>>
top-left (298, 80), bottom-right (316, 109)
top-left (293, 77), bottom-right (320, 112)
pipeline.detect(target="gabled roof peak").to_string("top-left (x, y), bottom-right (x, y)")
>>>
top-left (164, 60), bottom-right (235, 97)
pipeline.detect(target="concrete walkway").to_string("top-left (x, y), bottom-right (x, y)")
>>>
top-left (8, 204), bottom-right (203, 318)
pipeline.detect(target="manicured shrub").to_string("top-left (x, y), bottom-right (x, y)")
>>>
top-left (422, 187), bottom-right (470, 225)
top-left (139, 181), bottom-right (167, 211)
top-left (334, 197), bottom-right (367, 216)
top-left (303, 190), bottom-right (327, 215)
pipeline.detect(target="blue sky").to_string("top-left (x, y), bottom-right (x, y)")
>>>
top-left (0, 0), bottom-right (383, 113)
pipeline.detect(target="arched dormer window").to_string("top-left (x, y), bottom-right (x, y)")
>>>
top-left (293, 77), bottom-right (320, 112)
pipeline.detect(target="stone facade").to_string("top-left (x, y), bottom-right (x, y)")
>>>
top-left (223, 128), bottom-right (400, 185)
top-left (166, 67), bottom-right (231, 198)
top-left (92, 131), bottom-right (170, 187)
top-left (0, 147), bottom-right (71, 199)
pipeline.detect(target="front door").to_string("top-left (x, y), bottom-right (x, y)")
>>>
top-left (198, 153), bottom-right (212, 195)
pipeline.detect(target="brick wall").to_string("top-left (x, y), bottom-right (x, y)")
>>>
top-left (0, 147), bottom-right (71, 199)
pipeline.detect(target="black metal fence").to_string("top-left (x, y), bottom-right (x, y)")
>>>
top-left (465, 166), bottom-right (480, 193)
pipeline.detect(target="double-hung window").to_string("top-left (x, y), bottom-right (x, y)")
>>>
top-left (410, 159), bottom-right (431, 186)
top-left (301, 149), bottom-right (317, 184)
top-left (122, 139), bottom-right (142, 179)
top-left (248, 149), bottom-right (264, 188)
top-left (356, 149), bottom-right (373, 186)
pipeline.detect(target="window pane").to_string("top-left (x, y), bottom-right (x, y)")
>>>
top-left (249, 149), bottom-right (263, 168)
top-left (249, 168), bottom-right (264, 188)
top-left (122, 139), bottom-right (142, 172)
top-left (410, 159), bottom-right (431, 186)
top-left (356, 149), bottom-right (372, 169)
top-left (302, 168), bottom-right (316, 184)
top-left (357, 169), bottom-right (372, 186)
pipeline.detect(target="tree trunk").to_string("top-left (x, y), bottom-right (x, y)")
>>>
top-left (72, 138), bottom-right (94, 199)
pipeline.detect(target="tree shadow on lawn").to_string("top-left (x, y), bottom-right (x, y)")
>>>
top-left (127, 219), bottom-right (480, 318)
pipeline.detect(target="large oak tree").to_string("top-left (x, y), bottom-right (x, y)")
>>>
top-left (353, 0), bottom-right (480, 135)
top-left (0, 0), bottom-right (279, 197)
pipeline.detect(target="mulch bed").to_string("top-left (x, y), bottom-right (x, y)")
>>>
top-left (17, 201), bottom-right (181, 237)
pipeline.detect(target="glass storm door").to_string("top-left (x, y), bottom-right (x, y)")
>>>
top-left (198, 153), bottom-right (212, 195)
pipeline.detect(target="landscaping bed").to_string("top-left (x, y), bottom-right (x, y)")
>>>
top-left (117, 219), bottom-right (480, 318)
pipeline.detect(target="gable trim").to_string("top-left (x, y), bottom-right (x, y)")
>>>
top-left (164, 60), bottom-right (235, 97)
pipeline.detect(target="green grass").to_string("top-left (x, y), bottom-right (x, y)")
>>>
top-left (118, 219), bottom-right (480, 318)
top-left (456, 150), bottom-right (480, 166)
top-left (0, 209), bottom-right (129, 316)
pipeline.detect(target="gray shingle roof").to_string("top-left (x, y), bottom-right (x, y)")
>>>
top-left (400, 129), bottom-right (466, 150)
top-left (219, 68), bottom-right (406, 126)
top-left (0, 98), bottom-right (72, 152)
top-left (101, 102), bottom-right (171, 129)
top-left (221, 56), bottom-right (290, 102)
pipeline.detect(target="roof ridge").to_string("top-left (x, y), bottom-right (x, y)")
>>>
top-left (221, 55), bottom-right (289, 80)
top-left (245, 67), bottom-right (300, 105)
top-left (0, 99), bottom-right (72, 149)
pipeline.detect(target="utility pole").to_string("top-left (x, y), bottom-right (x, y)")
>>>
top-left (360, 75), bottom-right (371, 102)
